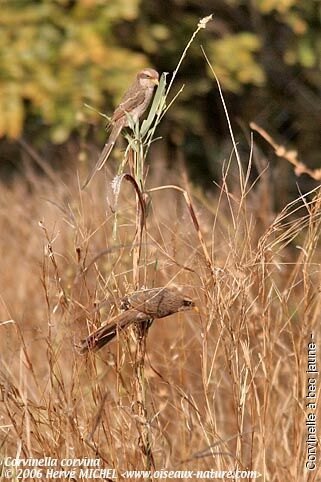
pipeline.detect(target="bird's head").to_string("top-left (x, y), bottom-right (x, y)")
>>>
top-left (178, 296), bottom-right (198, 313)
top-left (137, 68), bottom-right (159, 88)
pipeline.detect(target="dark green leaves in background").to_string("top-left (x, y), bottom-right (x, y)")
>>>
top-left (1, 0), bottom-right (320, 174)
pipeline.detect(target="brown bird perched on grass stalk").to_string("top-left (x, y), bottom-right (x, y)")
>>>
top-left (79, 287), bottom-right (196, 353)
top-left (82, 68), bottom-right (159, 189)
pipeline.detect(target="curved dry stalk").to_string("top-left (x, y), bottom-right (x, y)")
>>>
top-left (148, 184), bottom-right (216, 280)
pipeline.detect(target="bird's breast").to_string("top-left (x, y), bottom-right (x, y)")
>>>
top-left (131, 87), bottom-right (155, 122)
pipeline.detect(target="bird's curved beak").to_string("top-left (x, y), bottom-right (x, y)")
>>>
top-left (152, 78), bottom-right (159, 86)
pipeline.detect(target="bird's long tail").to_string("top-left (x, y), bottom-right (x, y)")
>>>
top-left (82, 123), bottom-right (123, 189)
top-left (79, 309), bottom-right (145, 353)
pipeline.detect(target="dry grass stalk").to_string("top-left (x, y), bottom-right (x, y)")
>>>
top-left (250, 122), bottom-right (321, 181)
top-left (1, 141), bottom-right (320, 478)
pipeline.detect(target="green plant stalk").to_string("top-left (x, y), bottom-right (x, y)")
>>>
top-left (133, 319), bottom-right (154, 472)
top-left (106, 15), bottom-right (214, 472)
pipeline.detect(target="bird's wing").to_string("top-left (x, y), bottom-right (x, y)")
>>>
top-left (126, 288), bottom-right (168, 317)
top-left (126, 288), bottom-right (189, 318)
top-left (112, 90), bottom-right (146, 124)
top-left (79, 309), bottom-right (148, 353)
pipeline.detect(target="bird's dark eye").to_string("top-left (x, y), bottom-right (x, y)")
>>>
top-left (183, 299), bottom-right (193, 307)
top-left (141, 73), bottom-right (150, 79)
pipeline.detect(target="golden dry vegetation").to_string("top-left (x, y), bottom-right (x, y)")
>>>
top-left (0, 136), bottom-right (320, 481)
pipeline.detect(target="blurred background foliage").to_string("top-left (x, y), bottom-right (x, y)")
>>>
top-left (0, 0), bottom-right (320, 187)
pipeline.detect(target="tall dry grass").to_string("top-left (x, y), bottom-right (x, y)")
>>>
top-left (1, 15), bottom-right (320, 481)
top-left (0, 136), bottom-right (320, 480)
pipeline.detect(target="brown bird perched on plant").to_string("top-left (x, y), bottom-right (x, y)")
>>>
top-left (79, 287), bottom-right (196, 353)
top-left (82, 68), bottom-right (159, 189)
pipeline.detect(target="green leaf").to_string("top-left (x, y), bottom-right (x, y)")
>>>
top-left (140, 73), bottom-right (167, 137)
